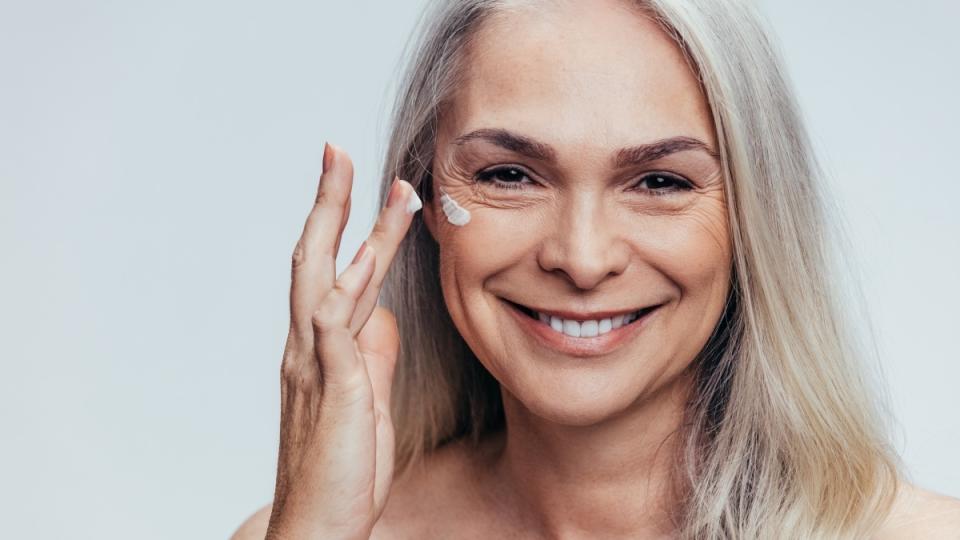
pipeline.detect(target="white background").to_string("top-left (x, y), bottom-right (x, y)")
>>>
top-left (1, 1), bottom-right (957, 538)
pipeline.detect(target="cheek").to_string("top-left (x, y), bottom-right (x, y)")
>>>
top-left (633, 192), bottom-right (730, 282)
top-left (434, 206), bottom-right (549, 378)
top-left (434, 205), bottom-right (543, 331)
top-left (436, 204), bottom-right (544, 275)
top-left (636, 200), bottom-right (732, 347)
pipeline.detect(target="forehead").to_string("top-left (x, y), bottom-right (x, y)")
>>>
top-left (445, 1), bottom-right (715, 150)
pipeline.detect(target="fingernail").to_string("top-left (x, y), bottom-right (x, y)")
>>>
top-left (404, 182), bottom-right (422, 215)
top-left (351, 241), bottom-right (368, 265)
top-left (385, 176), bottom-right (401, 208)
top-left (322, 142), bottom-right (334, 174)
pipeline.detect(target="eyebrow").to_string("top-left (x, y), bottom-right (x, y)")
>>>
top-left (451, 128), bottom-right (720, 167)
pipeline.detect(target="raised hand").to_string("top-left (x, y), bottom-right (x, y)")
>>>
top-left (265, 142), bottom-right (420, 540)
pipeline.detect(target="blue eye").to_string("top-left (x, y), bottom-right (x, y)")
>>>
top-left (631, 173), bottom-right (693, 196)
top-left (474, 166), bottom-right (533, 190)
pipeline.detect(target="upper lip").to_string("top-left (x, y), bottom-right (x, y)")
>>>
top-left (506, 299), bottom-right (658, 321)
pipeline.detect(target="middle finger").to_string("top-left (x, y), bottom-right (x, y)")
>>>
top-left (290, 143), bottom-right (354, 336)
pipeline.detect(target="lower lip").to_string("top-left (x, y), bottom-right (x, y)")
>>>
top-left (503, 300), bottom-right (660, 357)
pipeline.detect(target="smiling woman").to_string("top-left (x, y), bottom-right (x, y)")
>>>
top-left (231, 1), bottom-right (960, 539)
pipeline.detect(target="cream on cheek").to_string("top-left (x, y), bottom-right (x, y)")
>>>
top-left (439, 187), bottom-right (472, 226)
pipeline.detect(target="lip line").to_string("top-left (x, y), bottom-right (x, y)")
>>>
top-left (504, 299), bottom-right (657, 321)
top-left (503, 298), bottom-right (657, 357)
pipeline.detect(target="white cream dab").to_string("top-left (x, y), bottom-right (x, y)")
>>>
top-left (439, 187), bottom-right (471, 226)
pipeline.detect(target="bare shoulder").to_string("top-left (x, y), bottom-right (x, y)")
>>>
top-left (875, 481), bottom-right (960, 539)
top-left (229, 502), bottom-right (272, 540)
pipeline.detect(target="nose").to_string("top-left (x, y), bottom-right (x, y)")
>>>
top-left (536, 190), bottom-right (630, 290)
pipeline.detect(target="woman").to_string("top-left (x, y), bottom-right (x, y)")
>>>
top-left (233, 0), bottom-right (960, 538)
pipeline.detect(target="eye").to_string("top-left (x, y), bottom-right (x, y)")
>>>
top-left (474, 166), bottom-right (535, 190)
top-left (630, 173), bottom-right (693, 196)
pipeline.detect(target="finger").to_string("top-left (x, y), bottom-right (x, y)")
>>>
top-left (311, 242), bottom-right (377, 389)
top-left (348, 177), bottom-right (421, 334)
top-left (334, 189), bottom-right (351, 255)
top-left (290, 143), bottom-right (355, 338)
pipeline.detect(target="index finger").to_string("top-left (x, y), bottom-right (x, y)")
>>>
top-left (348, 176), bottom-right (421, 334)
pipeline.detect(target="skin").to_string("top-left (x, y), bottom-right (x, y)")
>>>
top-left (412, 2), bottom-right (728, 537)
top-left (230, 1), bottom-right (960, 538)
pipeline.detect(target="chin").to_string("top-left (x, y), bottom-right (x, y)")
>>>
top-left (506, 375), bottom-right (647, 427)
top-left (497, 355), bottom-right (693, 428)
top-left (522, 394), bottom-right (633, 427)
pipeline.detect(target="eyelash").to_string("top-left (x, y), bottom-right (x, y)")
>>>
top-left (473, 166), bottom-right (694, 196)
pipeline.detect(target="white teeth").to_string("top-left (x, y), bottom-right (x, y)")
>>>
top-left (598, 318), bottom-right (612, 334)
top-left (531, 308), bottom-right (644, 338)
top-left (550, 316), bottom-right (563, 332)
top-left (580, 320), bottom-right (599, 337)
top-left (562, 319), bottom-right (581, 338)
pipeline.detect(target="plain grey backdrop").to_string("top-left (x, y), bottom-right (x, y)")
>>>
top-left (1, 1), bottom-right (957, 538)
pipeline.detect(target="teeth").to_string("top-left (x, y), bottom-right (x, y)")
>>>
top-left (581, 320), bottom-right (599, 337)
top-left (550, 316), bottom-right (563, 332)
top-left (598, 318), bottom-right (612, 334)
top-left (532, 308), bottom-right (645, 338)
top-left (562, 319), bottom-right (581, 337)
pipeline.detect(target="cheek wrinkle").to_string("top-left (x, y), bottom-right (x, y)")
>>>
top-left (439, 187), bottom-right (472, 226)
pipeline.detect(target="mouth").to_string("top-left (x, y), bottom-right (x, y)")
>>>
top-left (502, 299), bottom-right (662, 357)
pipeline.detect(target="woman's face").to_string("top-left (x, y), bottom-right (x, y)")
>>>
top-left (424, 0), bottom-right (731, 426)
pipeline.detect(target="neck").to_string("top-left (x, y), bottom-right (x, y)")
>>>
top-left (482, 373), bottom-right (693, 539)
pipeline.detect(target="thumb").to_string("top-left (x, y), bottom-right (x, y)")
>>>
top-left (357, 306), bottom-right (400, 415)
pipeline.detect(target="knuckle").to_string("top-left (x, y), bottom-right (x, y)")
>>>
top-left (291, 240), bottom-right (306, 269)
top-left (330, 281), bottom-right (359, 305)
top-left (315, 182), bottom-right (349, 208)
top-left (295, 371), bottom-right (320, 394)
top-left (311, 296), bottom-right (349, 333)
top-left (369, 219), bottom-right (390, 241)
top-left (331, 278), bottom-right (356, 299)
top-left (281, 352), bottom-right (321, 389)
top-left (310, 307), bottom-right (331, 332)
top-left (314, 188), bottom-right (331, 206)
top-left (280, 353), bottom-right (303, 382)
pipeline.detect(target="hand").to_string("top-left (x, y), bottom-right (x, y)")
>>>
top-left (265, 142), bottom-right (420, 540)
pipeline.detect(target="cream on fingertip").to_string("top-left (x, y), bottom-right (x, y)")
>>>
top-left (405, 184), bottom-right (423, 215)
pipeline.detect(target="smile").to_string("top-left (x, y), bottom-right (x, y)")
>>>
top-left (503, 299), bottom-right (662, 357)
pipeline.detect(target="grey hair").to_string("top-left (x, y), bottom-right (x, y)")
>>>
top-left (376, 1), bottom-right (902, 538)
